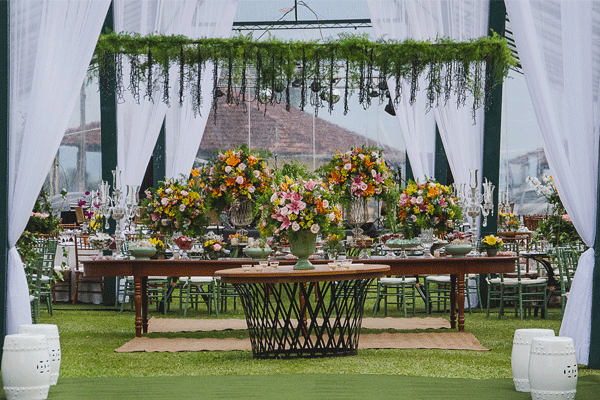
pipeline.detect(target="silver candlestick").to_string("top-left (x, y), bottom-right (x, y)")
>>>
top-left (463, 169), bottom-right (495, 256)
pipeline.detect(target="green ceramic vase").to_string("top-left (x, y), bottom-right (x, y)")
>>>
top-left (289, 230), bottom-right (317, 270)
top-left (486, 248), bottom-right (498, 257)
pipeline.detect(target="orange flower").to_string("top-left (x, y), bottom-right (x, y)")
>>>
top-left (247, 156), bottom-right (258, 167)
top-left (330, 170), bottom-right (343, 184)
top-left (316, 198), bottom-right (326, 214)
top-left (226, 155), bottom-right (240, 166)
top-left (363, 183), bottom-right (375, 197)
top-left (398, 209), bottom-right (407, 220)
top-left (190, 169), bottom-right (200, 177)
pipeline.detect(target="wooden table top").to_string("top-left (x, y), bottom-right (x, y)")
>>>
top-left (215, 263), bottom-right (390, 284)
top-left (82, 256), bottom-right (516, 278)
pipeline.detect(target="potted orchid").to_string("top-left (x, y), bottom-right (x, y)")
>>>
top-left (258, 176), bottom-right (342, 269)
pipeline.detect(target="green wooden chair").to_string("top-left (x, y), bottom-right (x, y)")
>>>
top-left (555, 246), bottom-right (582, 315)
top-left (373, 276), bottom-right (418, 317)
top-left (496, 242), bottom-right (547, 319)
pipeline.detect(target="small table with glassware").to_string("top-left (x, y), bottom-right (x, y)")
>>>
top-left (215, 262), bottom-right (390, 358)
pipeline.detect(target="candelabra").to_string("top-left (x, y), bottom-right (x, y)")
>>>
top-left (125, 184), bottom-right (140, 231)
top-left (463, 169), bottom-right (495, 256)
top-left (499, 190), bottom-right (513, 215)
top-left (97, 169), bottom-right (127, 258)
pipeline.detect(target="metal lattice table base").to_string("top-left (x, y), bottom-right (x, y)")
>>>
top-left (233, 279), bottom-right (372, 359)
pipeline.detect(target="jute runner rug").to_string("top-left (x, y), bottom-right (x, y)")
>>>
top-left (115, 332), bottom-right (488, 352)
top-left (147, 316), bottom-right (451, 333)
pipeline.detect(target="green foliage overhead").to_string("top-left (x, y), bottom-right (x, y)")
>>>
top-left (91, 32), bottom-right (516, 120)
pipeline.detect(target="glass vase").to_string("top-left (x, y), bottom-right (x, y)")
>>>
top-left (419, 228), bottom-right (435, 258)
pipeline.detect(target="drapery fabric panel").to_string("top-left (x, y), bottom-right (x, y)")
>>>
top-left (8, 0), bottom-right (110, 333)
top-left (428, 0), bottom-right (489, 192)
top-left (367, 0), bottom-right (436, 181)
top-left (505, 0), bottom-right (600, 365)
top-left (367, 0), bottom-right (489, 191)
top-left (165, 0), bottom-right (238, 179)
top-left (114, 0), bottom-right (197, 191)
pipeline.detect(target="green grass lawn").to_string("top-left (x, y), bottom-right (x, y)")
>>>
top-left (20, 289), bottom-right (599, 380)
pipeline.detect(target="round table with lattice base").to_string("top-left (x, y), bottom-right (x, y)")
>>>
top-left (215, 264), bottom-right (389, 359)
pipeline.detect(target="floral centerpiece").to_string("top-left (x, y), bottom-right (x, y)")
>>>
top-left (527, 175), bottom-right (581, 247)
top-left (396, 179), bottom-right (462, 239)
top-left (173, 235), bottom-right (195, 251)
top-left (480, 235), bottom-right (504, 256)
top-left (24, 189), bottom-right (62, 238)
top-left (141, 176), bottom-right (207, 238)
top-left (321, 146), bottom-right (393, 204)
top-left (203, 238), bottom-right (227, 260)
top-left (322, 233), bottom-right (345, 260)
top-left (498, 212), bottom-right (520, 231)
top-left (258, 176), bottom-right (343, 269)
top-left (243, 237), bottom-right (273, 260)
top-left (200, 144), bottom-right (273, 214)
top-left (18, 188), bottom-right (63, 265)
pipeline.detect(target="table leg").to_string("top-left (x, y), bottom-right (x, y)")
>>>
top-left (142, 277), bottom-right (148, 334)
top-left (134, 276), bottom-right (142, 337)
top-left (456, 274), bottom-right (465, 332)
top-left (450, 275), bottom-right (457, 329)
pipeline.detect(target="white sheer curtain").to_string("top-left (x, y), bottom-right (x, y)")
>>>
top-left (367, 0), bottom-right (437, 181)
top-left (8, 0), bottom-right (110, 333)
top-left (505, 0), bottom-right (600, 365)
top-left (428, 0), bottom-right (489, 191)
top-left (165, 0), bottom-right (237, 178)
top-left (114, 0), bottom-right (197, 191)
top-left (368, 0), bottom-right (489, 187)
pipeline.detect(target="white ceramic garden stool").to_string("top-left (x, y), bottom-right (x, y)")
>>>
top-left (1, 333), bottom-right (51, 400)
top-left (18, 324), bottom-right (61, 385)
top-left (511, 328), bottom-right (555, 392)
top-left (529, 336), bottom-right (577, 400)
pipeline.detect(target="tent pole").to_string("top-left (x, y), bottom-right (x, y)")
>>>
top-left (481, 0), bottom-right (505, 237)
top-left (100, 1), bottom-right (117, 306)
top-left (588, 138), bottom-right (600, 368)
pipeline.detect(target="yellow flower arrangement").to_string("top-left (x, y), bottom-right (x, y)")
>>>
top-left (480, 235), bottom-right (504, 250)
top-left (498, 212), bottom-right (520, 231)
top-left (202, 239), bottom-right (227, 260)
top-left (149, 237), bottom-right (165, 252)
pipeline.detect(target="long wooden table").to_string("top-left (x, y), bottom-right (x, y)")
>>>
top-left (82, 256), bottom-right (516, 337)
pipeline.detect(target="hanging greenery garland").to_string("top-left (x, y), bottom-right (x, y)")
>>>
top-left (91, 32), bottom-right (516, 119)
